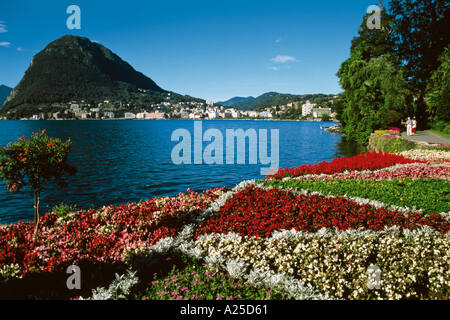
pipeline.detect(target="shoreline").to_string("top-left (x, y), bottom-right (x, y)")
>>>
top-left (1, 118), bottom-right (339, 123)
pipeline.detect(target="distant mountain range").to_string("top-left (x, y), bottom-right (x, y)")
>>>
top-left (2, 35), bottom-right (203, 118)
top-left (218, 92), bottom-right (340, 111)
top-left (217, 96), bottom-right (255, 107)
top-left (0, 85), bottom-right (12, 107)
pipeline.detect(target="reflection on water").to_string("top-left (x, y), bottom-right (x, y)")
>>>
top-left (335, 137), bottom-right (366, 158)
top-left (0, 120), bottom-right (359, 224)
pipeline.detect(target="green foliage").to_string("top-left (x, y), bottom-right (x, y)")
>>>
top-left (389, 0), bottom-right (450, 92)
top-left (265, 178), bottom-right (450, 215)
top-left (425, 45), bottom-right (450, 122)
top-left (388, 0), bottom-right (449, 127)
top-left (320, 113), bottom-right (331, 122)
top-left (135, 260), bottom-right (287, 300)
top-left (337, 1), bottom-right (450, 144)
top-left (351, 4), bottom-right (394, 60)
top-left (0, 130), bottom-right (75, 192)
top-left (446, 125), bottom-right (450, 135)
top-left (337, 55), bottom-right (412, 145)
top-left (431, 120), bottom-right (450, 133)
top-left (51, 203), bottom-right (78, 218)
top-left (336, 6), bottom-right (412, 146)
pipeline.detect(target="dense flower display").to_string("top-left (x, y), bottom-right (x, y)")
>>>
top-left (1, 149), bottom-right (449, 300)
top-left (0, 188), bottom-right (227, 281)
top-left (269, 152), bottom-right (423, 179)
top-left (195, 227), bottom-right (450, 299)
top-left (293, 164), bottom-right (450, 181)
top-left (194, 186), bottom-right (449, 238)
top-left (398, 149), bottom-right (450, 162)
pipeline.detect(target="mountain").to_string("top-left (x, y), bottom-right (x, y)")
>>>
top-left (2, 35), bottom-right (201, 117)
top-left (227, 92), bottom-right (340, 111)
top-left (230, 92), bottom-right (285, 110)
top-left (0, 85), bottom-right (12, 107)
top-left (217, 96), bottom-right (255, 107)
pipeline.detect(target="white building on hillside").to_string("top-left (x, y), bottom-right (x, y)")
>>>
top-left (260, 111), bottom-right (273, 118)
top-left (230, 109), bottom-right (240, 118)
top-left (124, 112), bottom-right (136, 119)
top-left (207, 111), bottom-right (219, 119)
top-left (302, 101), bottom-right (316, 117)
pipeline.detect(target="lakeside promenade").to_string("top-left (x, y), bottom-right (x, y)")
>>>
top-left (402, 130), bottom-right (450, 145)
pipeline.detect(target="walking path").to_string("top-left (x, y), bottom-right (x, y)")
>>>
top-left (401, 130), bottom-right (450, 145)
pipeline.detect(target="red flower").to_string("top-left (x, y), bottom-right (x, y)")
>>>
top-left (268, 152), bottom-right (424, 179)
top-left (195, 186), bottom-right (449, 239)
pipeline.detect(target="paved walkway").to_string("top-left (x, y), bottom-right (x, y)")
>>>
top-left (401, 130), bottom-right (450, 145)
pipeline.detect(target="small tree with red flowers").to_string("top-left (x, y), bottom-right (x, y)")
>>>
top-left (0, 129), bottom-right (76, 239)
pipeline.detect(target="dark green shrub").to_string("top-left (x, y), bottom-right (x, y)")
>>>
top-left (51, 203), bottom-right (78, 217)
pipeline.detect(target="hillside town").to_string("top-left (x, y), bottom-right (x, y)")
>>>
top-left (18, 96), bottom-right (337, 121)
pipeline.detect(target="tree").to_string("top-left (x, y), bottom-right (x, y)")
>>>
top-left (351, 2), bottom-right (394, 61)
top-left (389, 0), bottom-right (450, 91)
top-left (337, 55), bottom-right (412, 145)
top-left (0, 130), bottom-right (76, 239)
top-left (389, 0), bottom-right (450, 127)
top-left (425, 45), bottom-right (450, 122)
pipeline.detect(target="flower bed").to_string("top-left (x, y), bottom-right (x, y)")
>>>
top-left (398, 149), bottom-right (450, 162)
top-left (135, 260), bottom-right (287, 300)
top-left (69, 176), bottom-right (449, 301)
top-left (293, 164), bottom-right (450, 181)
top-left (2, 148), bottom-right (449, 300)
top-left (265, 178), bottom-right (450, 215)
top-left (195, 228), bottom-right (450, 299)
top-left (194, 186), bottom-right (449, 238)
top-left (269, 152), bottom-right (423, 179)
top-left (0, 188), bottom-right (227, 282)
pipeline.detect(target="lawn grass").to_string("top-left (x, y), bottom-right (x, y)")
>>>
top-left (264, 178), bottom-right (450, 214)
top-left (429, 129), bottom-right (450, 141)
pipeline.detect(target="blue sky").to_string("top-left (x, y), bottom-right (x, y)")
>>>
top-left (0, 0), bottom-right (379, 102)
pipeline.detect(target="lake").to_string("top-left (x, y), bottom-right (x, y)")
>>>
top-left (0, 120), bottom-right (360, 224)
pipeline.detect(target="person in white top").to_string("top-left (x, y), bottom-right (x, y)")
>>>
top-left (406, 117), bottom-right (413, 136)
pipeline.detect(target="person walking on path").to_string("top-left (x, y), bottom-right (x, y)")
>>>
top-left (406, 117), bottom-right (413, 136)
top-left (412, 117), bottom-right (417, 135)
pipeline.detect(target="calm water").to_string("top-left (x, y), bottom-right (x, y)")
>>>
top-left (0, 120), bottom-right (359, 224)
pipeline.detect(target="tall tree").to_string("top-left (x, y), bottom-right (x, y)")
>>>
top-left (336, 3), bottom-right (412, 145)
top-left (425, 44), bottom-right (450, 122)
top-left (338, 55), bottom-right (412, 145)
top-left (351, 2), bottom-right (394, 60)
top-left (389, 0), bottom-right (450, 126)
